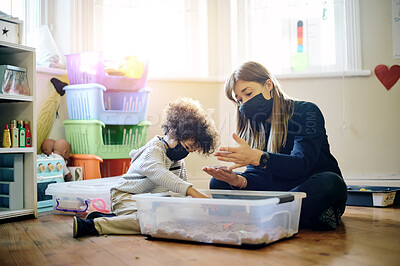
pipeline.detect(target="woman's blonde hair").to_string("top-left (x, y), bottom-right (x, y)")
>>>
top-left (225, 61), bottom-right (294, 153)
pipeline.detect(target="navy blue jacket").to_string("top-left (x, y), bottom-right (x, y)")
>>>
top-left (240, 101), bottom-right (342, 191)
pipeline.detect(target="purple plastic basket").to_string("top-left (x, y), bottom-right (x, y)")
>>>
top-left (65, 51), bottom-right (148, 91)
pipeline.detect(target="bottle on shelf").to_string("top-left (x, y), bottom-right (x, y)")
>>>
top-left (17, 120), bottom-right (26, 147)
top-left (24, 120), bottom-right (31, 147)
top-left (10, 120), bottom-right (19, 148)
top-left (2, 125), bottom-right (11, 148)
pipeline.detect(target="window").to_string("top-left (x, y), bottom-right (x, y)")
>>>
top-left (231, 0), bottom-right (367, 77)
top-left (2, 0), bottom-right (367, 78)
top-left (94, 0), bottom-right (209, 78)
top-left (0, 0), bottom-right (42, 45)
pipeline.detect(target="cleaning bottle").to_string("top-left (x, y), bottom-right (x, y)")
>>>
top-left (2, 125), bottom-right (11, 148)
top-left (18, 120), bottom-right (26, 147)
top-left (10, 120), bottom-right (19, 148)
top-left (24, 120), bottom-right (31, 147)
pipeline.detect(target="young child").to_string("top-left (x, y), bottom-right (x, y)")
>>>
top-left (73, 97), bottom-right (219, 237)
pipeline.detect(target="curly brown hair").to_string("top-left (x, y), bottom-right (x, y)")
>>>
top-left (161, 97), bottom-right (219, 155)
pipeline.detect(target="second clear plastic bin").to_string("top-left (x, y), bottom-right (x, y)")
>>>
top-left (63, 83), bottom-right (151, 125)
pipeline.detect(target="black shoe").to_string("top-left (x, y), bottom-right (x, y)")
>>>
top-left (314, 207), bottom-right (340, 231)
top-left (73, 216), bottom-right (99, 238)
top-left (85, 211), bottom-right (116, 220)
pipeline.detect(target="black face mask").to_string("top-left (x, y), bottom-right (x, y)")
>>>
top-left (239, 93), bottom-right (273, 121)
top-left (162, 138), bottom-right (189, 161)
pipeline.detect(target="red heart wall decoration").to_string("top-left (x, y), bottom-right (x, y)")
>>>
top-left (374, 64), bottom-right (400, 90)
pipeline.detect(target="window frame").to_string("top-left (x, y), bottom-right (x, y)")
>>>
top-left (230, 0), bottom-right (370, 79)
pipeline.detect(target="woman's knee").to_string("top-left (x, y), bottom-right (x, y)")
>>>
top-left (322, 172), bottom-right (347, 198)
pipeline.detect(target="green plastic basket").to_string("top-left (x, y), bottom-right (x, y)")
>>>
top-left (63, 120), bottom-right (151, 159)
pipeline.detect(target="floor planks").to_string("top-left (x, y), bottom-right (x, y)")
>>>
top-left (1, 206), bottom-right (399, 266)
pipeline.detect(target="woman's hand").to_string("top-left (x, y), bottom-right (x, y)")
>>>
top-left (186, 187), bottom-right (210, 198)
top-left (214, 133), bottom-right (264, 171)
top-left (202, 166), bottom-right (246, 188)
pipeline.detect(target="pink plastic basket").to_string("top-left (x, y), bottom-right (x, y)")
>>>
top-left (65, 51), bottom-right (148, 91)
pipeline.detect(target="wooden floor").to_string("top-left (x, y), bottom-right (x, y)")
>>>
top-left (1, 206), bottom-right (399, 266)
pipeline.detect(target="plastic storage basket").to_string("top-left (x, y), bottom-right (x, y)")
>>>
top-left (133, 190), bottom-right (306, 246)
top-left (65, 51), bottom-right (148, 91)
top-left (45, 176), bottom-right (120, 216)
top-left (63, 83), bottom-right (151, 125)
top-left (69, 154), bottom-right (103, 180)
top-left (100, 158), bottom-right (131, 177)
top-left (63, 119), bottom-right (151, 159)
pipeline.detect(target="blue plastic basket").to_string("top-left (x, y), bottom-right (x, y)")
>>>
top-left (63, 83), bottom-right (151, 125)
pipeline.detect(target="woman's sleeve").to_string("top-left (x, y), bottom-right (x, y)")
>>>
top-left (265, 103), bottom-right (325, 179)
top-left (135, 147), bottom-right (192, 195)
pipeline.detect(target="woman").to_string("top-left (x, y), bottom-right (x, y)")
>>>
top-left (203, 61), bottom-right (347, 230)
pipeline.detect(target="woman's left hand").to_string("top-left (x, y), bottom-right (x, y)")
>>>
top-left (214, 133), bottom-right (263, 171)
top-left (202, 166), bottom-right (240, 186)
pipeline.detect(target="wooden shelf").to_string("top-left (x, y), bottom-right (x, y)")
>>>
top-left (0, 147), bottom-right (35, 154)
top-left (0, 41), bottom-right (37, 220)
top-left (0, 94), bottom-right (34, 102)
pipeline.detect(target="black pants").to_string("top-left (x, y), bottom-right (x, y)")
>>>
top-left (209, 171), bottom-right (348, 230)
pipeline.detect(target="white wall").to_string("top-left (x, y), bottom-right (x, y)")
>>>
top-left (36, 0), bottom-right (400, 188)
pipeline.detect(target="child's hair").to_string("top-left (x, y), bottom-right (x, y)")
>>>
top-left (161, 97), bottom-right (219, 155)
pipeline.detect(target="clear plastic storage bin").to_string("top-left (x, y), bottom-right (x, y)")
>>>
top-left (63, 119), bottom-right (151, 159)
top-left (133, 190), bottom-right (306, 246)
top-left (63, 83), bottom-right (151, 125)
top-left (45, 176), bottom-right (120, 216)
top-left (65, 51), bottom-right (148, 91)
top-left (0, 65), bottom-right (30, 96)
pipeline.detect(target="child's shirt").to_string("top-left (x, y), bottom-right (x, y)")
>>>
top-left (112, 136), bottom-right (192, 196)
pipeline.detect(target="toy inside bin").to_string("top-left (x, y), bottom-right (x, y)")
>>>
top-left (63, 83), bottom-right (151, 125)
top-left (65, 51), bottom-right (148, 91)
top-left (63, 119), bottom-right (151, 159)
top-left (69, 154), bottom-right (103, 180)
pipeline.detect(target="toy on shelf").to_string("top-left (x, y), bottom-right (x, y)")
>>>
top-left (0, 65), bottom-right (30, 96)
top-left (17, 120), bottom-right (26, 147)
top-left (52, 139), bottom-right (72, 182)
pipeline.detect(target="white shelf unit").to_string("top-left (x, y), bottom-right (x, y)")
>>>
top-left (0, 41), bottom-right (37, 220)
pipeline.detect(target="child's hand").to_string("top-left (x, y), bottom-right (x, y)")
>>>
top-left (186, 187), bottom-right (210, 198)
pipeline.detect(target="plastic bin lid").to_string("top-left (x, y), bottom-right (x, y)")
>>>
top-left (133, 189), bottom-right (306, 206)
top-left (45, 176), bottom-right (120, 196)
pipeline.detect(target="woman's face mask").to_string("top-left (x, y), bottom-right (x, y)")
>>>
top-left (162, 139), bottom-right (189, 161)
top-left (239, 93), bottom-right (273, 121)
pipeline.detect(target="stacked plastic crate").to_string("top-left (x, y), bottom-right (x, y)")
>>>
top-left (63, 51), bottom-right (151, 178)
